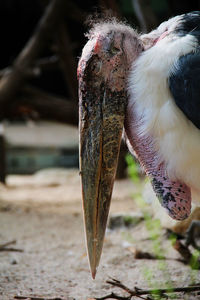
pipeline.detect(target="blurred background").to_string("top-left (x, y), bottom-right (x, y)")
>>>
top-left (0, 0), bottom-right (199, 180)
top-left (1, 1), bottom-right (200, 300)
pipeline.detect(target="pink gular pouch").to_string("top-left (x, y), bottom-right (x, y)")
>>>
top-left (125, 115), bottom-right (191, 221)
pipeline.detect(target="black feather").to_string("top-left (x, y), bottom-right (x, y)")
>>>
top-left (175, 11), bottom-right (200, 43)
top-left (169, 52), bottom-right (200, 130)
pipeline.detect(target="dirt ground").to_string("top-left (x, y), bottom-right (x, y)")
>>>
top-left (0, 169), bottom-right (200, 300)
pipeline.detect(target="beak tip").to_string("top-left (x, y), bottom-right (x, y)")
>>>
top-left (89, 257), bottom-right (98, 279)
top-left (91, 270), bottom-right (97, 280)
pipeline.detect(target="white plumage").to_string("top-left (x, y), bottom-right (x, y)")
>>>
top-left (128, 23), bottom-right (200, 193)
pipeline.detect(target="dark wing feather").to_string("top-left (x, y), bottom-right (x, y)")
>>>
top-left (169, 52), bottom-right (200, 130)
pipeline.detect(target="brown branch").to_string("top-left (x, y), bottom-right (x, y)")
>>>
top-left (107, 279), bottom-right (135, 295)
top-left (14, 85), bottom-right (78, 125)
top-left (0, 239), bottom-right (23, 252)
top-left (56, 23), bottom-right (78, 102)
top-left (0, 0), bottom-right (67, 113)
top-left (130, 248), bottom-right (185, 263)
top-left (95, 292), bottom-right (131, 300)
top-left (0, 248), bottom-right (23, 252)
top-left (173, 240), bottom-right (192, 263)
top-left (0, 56), bottom-right (60, 84)
top-left (173, 239), bottom-right (200, 269)
top-left (14, 296), bottom-right (63, 300)
top-left (0, 239), bottom-right (16, 249)
top-left (95, 278), bottom-right (200, 299)
top-left (34, 56), bottom-right (60, 73)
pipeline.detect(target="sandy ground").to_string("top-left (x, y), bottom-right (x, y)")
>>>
top-left (0, 169), bottom-right (200, 300)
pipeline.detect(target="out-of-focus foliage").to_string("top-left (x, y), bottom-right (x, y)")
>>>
top-left (125, 153), bottom-right (140, 183)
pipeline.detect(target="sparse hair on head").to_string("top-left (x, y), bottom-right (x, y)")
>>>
top-left (85, 11), bottom-right (139, 40)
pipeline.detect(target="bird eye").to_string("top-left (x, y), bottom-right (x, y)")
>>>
top-left (109, 46), bottom-right (120, 56)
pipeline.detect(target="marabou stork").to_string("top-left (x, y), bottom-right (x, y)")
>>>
top-left (78, 11), bottom-right (200, 278)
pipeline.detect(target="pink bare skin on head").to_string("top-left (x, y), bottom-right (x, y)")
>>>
top-left (78, 21), bottom-right (143, 94)
top-left (125, 112), bottom-right (191, 221)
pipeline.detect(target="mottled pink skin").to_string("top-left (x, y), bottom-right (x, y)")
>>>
top-left (124, 27), bottom-right (192, 220)
top-left (125, 111), bottom-right (191, 221)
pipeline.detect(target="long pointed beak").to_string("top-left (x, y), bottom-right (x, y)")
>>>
top-left (78, 26), bottom-right (143, 278)
top-left (80, 90), bottom-right (125, 279)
